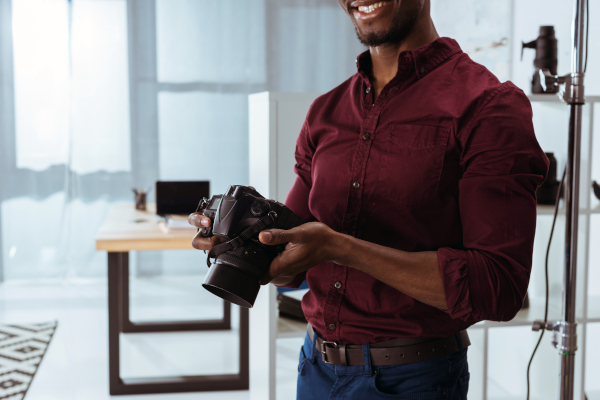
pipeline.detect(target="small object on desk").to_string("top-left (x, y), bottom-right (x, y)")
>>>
top-left (158, 214), bottom-right (197, 233)
top-left (593, 181), bottom-right (600, 201)
top-left (132, 186), bottom-right (151, 211)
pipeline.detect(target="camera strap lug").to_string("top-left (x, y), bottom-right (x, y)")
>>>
top-left (206, 212), bottom-right (279, 267)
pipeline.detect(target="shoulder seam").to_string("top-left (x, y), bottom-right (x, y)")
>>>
top-left (457, 84), bottom-right (516, 140)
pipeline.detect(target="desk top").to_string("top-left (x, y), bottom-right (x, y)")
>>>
top-left (95, 203), bottom-right (196, 252)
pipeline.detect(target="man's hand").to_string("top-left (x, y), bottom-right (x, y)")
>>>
top-left (188, 213), bottom-right (225, 250)
top-left (258, 222), bottom-right (342, 285)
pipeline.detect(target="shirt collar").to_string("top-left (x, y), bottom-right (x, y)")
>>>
top-left (356, 37), bottom-right (462, 80)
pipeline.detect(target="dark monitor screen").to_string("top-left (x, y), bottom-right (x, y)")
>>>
top-left (155, 181), bottom-right (210, 216)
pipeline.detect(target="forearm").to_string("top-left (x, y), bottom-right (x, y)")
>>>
top-left (332, 233), bottom-right (448, 310)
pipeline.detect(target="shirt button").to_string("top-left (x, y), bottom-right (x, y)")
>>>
top-left (419, 66), bottom-right (426, 74)
top-left (352, 181), bottom-right (360, 189)
top-left (365, 86), bottom-right (371, 94)
top-left (328, 323), bottom-right (336, 331)
top-left (362, 132), bottom-right (371, 140)
top-left (334, 281), bottom-right (342, 289)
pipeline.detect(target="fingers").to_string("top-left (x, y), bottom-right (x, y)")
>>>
top-left (259, 252), bottom-right (300, 285)
top-left (188, 212), bottom-right (211, 228)
top-left (259, 255), bottom-right (287, 284)
top-left (259, 228), bottom-right (300, 245)
top-left (191, 231), bottom-right (221, 250)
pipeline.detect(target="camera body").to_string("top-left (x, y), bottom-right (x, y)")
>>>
top-left (197, 185), bottom-right (304, 307)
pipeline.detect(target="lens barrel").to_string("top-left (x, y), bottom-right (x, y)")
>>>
top-left (202, 261), bottom-right (261, 308)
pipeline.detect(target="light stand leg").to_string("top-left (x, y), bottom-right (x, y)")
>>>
top-left (559, 1), bottom-right (586, 399)
top-left (534, 2), bottom-right (587, 399)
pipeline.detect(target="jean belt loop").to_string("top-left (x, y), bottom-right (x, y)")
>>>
top-left (362, 343), bottom-right (372, 376)
top-left (456, 332), bottom-right (464, 351)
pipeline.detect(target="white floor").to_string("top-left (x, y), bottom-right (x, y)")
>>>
top-left (0, 276), bottom-right (303, 400)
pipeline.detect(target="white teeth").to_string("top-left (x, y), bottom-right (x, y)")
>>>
top-left (357, 1), bottom-right (388, 14)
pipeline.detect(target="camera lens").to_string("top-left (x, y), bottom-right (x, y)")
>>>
top-left (202, 242), bottom-right (272, 308)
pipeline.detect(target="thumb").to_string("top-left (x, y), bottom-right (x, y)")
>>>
top-left (259, 229), bottom-right (294, 245)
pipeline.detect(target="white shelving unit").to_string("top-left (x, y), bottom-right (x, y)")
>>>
top-left (248, 92), bottom-right (600, 400)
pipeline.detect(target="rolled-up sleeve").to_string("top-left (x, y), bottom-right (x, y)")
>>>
top-left (278, 119), bottom-right (316, 289)
top-left (438, 85), bottom-right (549, 322)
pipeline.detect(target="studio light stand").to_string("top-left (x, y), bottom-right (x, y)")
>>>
top-left (534, 0), bottom-right (589, 399)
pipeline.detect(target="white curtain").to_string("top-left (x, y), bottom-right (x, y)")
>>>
top-left (1, 0), bottom-right (132, 280)
top-left (0, 0), bottom-right (364, 280)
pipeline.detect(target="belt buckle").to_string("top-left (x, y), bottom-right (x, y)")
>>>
top-left (320, 341), bottom-right (338, 364)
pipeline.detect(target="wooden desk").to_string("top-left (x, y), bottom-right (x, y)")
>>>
top-left (96, 203), bottom-right (249, 395)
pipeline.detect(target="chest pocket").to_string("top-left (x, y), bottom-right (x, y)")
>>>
top-left (378, 124), bottom-right (450, 205)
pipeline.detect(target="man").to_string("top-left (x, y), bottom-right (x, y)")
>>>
top-left (189, 0), bottom-right (549, 398)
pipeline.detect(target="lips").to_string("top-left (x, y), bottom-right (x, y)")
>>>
top-left (350, 0), bottom-right (392, 20)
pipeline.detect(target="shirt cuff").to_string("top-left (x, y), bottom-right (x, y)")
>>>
top-left (437, 247), bottom-right (473, 319)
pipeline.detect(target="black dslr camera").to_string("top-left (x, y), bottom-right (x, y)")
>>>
top-left (196, 185), bottom-right (304, 308)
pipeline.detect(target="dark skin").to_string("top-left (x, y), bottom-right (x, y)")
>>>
top-left (189, 0), bottom-right (447, 311)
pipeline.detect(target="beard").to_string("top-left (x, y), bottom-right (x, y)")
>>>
top-left (355, 2), bottom-right (423, 47)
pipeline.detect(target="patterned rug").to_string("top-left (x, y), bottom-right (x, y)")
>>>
top-left (0, 322), bottom-right (57, 400)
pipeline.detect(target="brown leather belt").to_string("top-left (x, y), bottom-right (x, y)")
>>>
top-left (308, 324), bottom-right (470, 366)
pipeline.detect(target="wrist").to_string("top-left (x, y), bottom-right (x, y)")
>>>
top-left (328, 230), bottom-right (352, 265)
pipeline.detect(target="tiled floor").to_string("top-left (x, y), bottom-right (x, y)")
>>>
top-left (0, 276), bottom-right (302, 399)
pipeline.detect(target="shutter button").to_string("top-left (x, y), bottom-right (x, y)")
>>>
top-left (352, 182), bottom-right (360, 189)
top-left (362, 132), bottom-right (370, 140)
top-left (334, 282), bottom-right (342, 289)
top-left (365, 86), bottom-right (371, 94)
top-left (328, 324), bottom-right (336, 331)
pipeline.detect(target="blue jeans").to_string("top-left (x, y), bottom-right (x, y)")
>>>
top-left (297, 331), bottom-right (470, 399)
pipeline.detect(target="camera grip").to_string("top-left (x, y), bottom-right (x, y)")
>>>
top-left (201, 226), bottom-right (213, 238)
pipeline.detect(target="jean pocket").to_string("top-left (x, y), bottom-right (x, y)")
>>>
top-left (371, 372), bottom-right (448, 399)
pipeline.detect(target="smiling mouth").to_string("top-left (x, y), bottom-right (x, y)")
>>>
top-left (356, 1), bottom-right (390, 14)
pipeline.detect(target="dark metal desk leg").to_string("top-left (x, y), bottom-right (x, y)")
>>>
top-left (239, 307), bottom-right (249, 388)
top-left (119, 258), bottom-right (231, 333)
top-left (108, 252), bottom-right (126, 394)
top-left (107, 251), bottom-right (249, 395)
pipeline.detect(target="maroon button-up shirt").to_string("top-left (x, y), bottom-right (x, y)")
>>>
top-left (283, 37), bottom-right (549, 344)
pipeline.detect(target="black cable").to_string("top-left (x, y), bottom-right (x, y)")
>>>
top-left (526, 167), bottom-right (566, 400)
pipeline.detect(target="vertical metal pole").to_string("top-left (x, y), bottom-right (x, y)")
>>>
top-left (559, 1), bottom-right (586, 399)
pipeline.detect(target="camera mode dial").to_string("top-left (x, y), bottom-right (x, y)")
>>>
top-left (250, 199), bottom-right (270, 217)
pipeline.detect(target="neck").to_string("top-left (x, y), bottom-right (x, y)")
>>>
top-left (369, 13), bottom-right (439, 95)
